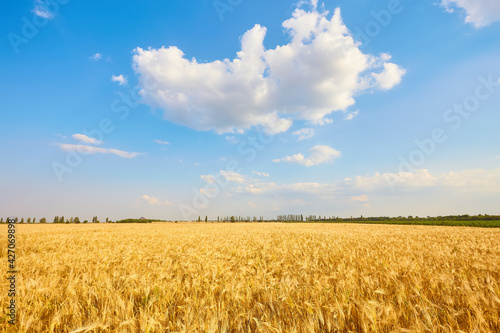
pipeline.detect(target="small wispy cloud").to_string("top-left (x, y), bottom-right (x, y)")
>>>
top-left (32, 0), bottom-right (55, 19)
top-left (252, 170), bottom-right (270, 177)
top-left (225, 136), bottom-right (239, 144)
top-left (154, 139), bottom-right (170, 145)
top-left (72, 134), bottom-right (102, 145)
top-left (292, 128), bottom-right (315, 141)
top-left (90, 53), bottom-right (102, 61)
top-left (59, 144), bottom-right (140, 158)
top-left (273, 145), bottom-right (341, 167)
top-left (345, 110), bottom-right (359, 120)
top-left (111, 74), bottom-right (127, 86)
top-left (55, 133), bottom-right (67, 139)
top-left (141, 195), bottom-right (173, 205)
top-left (201, 170), bottom-right (247, 184)
top-left (441, 0), bottom-right (500, 28)
top-left (309, 118), bottom-right (333, 126)
top-left (351, 194), bottom-right (368, 202)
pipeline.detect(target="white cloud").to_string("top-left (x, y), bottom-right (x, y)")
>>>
top-left (252, 170), bottom-right (270, 177)
top-left (348, 169), bottom-right (436, 191)
top-left (245, 181), bottom-right (320, 195)
top-left (344, 110), bottom-right (358, 120)
top-left (132, 3), bottom-right (404, 134)
top-left (225, 136), bottom-right (239, 144)
top-left (348, 167), bottom-right (500, 193)
top-left (273, 145), bottom-right (341, 166)
top-left (200, 188), bottom-right (217, 197)
top-left (220, 170), bottom-right (246, 183)
top-left (245, 182), bottom-right (280, 195)
top-left (111, 74), bottom-right (128, 86)
top-left (442, 0), bottom-right (500, 28)
top-left (309, 118), bottom-right (333, 126)
top-left (241, 167), bottom-right (500, 198)
top-left (439, 168), bottom-right (500, 189)
top-left (286, 182), bottom-right (336, 193)
top-left (371, 63), bottom-right (406, 91)
top-left (141, 195), bottom-right (173, 205)
top-left (72, 134), bottom-right (102, 145)
top-left (59, 144), bottom-right (141, 158)
top-left (201, 174), bottom-right (216, 184)
top-left (245, 181), bottom-right (337, 195)
top-left (90, 53), bottom-right (102, 61)
top-left (248, 201), bottom-right (257, 209)
top-left (292, 128), bottom-right (315, 141)
top-left (154, 139), bottom-right (170, 145)
top-left (201, 170), bottom-right (247, 184)
top-left (351, 194), bottom-right (368, 202)
top-left (32, 0), bottom-right (55, 19)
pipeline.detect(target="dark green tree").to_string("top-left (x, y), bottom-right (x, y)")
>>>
top-left (40, 218), bottom-right (47, 223)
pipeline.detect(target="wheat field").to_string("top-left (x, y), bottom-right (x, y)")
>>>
top-left (1, 223), bottom-right (499, 332)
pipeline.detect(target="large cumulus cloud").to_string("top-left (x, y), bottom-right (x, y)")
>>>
top-left (132, 3), bottom-right (405, 134)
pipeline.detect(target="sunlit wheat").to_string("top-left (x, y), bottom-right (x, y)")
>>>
top-left (1, 223), bottom-right (499, 332)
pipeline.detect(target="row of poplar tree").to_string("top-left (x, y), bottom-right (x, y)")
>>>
top-left (0, 216), bottom-right (111, 223)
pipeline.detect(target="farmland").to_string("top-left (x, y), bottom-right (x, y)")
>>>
top-left (1, 223), bottom-right (499, 332)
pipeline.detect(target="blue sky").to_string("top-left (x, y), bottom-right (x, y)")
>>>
top-left (1, 0), bottom-right (499, 221)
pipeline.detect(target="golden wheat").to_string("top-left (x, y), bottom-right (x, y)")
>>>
top-left (1, 223), bottom-right (499, 332)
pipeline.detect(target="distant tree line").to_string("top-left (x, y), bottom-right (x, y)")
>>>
top-left (277, 215), bottom-right (303, 222)
top-left (115, 218), bottom-right (154, 223)
top-left (2, 214), bottom-right (499, 225)
top-left (204, 216), bottom-right (265, 222)
top-left (289, 214), bottom-right (500, 222)
top-left (279, 214), bottom-right (500, 228)
top-left (0, 216), bottom-right (112, 223)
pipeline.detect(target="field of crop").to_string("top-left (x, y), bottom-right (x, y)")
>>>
top-left (1, 223), bottom-right (499, 332)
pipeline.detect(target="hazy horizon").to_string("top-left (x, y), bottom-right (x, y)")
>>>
top-left (2, 0), bottom-right (500, 221)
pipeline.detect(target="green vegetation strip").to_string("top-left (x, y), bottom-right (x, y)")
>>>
top-left (285, 219), bottom-right (500, 228)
